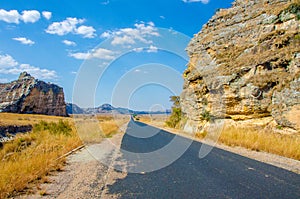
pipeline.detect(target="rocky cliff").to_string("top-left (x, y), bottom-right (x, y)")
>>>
top-left (181, 0), bottom-right (300, 132)
top-left (0, 72), bottom-right (67, 116)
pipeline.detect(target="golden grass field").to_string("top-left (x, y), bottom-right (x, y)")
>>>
top-left (73, 114), bottom-right (130, 144)
top-left (0, 113), bottom-right (129, 199)
top-left (216, 126), bottom-right (300, 160)
top-left (139, 115), bottom-right (300, 161)
top-left (0, 113), bottom-right (71, 126)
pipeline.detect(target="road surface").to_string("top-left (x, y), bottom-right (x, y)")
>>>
top-left (106, 119), bottom-right (300, 199)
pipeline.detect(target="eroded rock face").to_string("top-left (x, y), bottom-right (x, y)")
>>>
top-left (0, 72), bottom-right (67, 116)
top-left (181, 0), bottom-right (300, 132)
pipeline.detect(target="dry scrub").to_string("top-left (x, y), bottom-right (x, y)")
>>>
top-left (0, 120), bottom-right (82, 199)
top-left (73, 115), bottom-right (130, 144)
top-left (138, 114), bottom-right (169, 127)
top-left (215, 126), bottom-right (300, 161)
top-left (0, 113), bottom-right (71, 126)
top-left (144, 114), bottom-right (300, 161)
top-left (0, 113), bottom-right (130, 198)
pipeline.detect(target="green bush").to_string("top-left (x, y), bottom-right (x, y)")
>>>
top-left (166, 96), bottom-right (182, 128)
top-left (166, 107), bottom-right (182, 128)
top-left (201, 110), bottom-right (212, 122)
top-left (288, 3), bottom-right (300, 20)
top-left (33, 120), bottom-right (72, 136)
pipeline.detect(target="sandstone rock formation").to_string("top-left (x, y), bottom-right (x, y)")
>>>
top-left (0, 72), bottom-right (67, 116)
top-left (181, 0), bottom-right (300, 132)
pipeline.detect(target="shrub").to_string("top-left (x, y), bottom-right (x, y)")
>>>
top-left (166, 96), bottom-right (182, 128)
top-left (166, 107), bottom-right (182, 128)
top-left (201, 110), bottom-right (212, 122)
top-left (33, 120), bottom-right (72, 136)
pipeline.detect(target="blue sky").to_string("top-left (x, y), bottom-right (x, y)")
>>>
top-left (0, 0), bottom-right (233, 110)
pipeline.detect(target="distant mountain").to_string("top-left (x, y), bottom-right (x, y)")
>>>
top-left (84, 104), bottom-right (118, 114)
top-left (66, 103), bottom-right (170, 115)
top-left (66, 103), bottom-right (85, 114)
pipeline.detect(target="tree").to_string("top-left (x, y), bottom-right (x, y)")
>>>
top-left (170, 96), bottom-right (180, 108)
top-left (165, 96), bottom-right (182, 128)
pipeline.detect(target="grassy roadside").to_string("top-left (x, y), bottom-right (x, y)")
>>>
top-left (0, 113), bottom-right (129, 199)
top-left (139, 115), bottom-right (300, 161)
top-left (198, 125), bottom-right (300, 161)
top-left (74, 115), bottom-right (130, 144)
top-left (0, 117), bottom-right (82, 199)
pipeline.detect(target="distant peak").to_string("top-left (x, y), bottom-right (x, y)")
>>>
top-left (101, 103), bottom-right (113, 107)
top-left (18, 72), bottom-right (32, 80)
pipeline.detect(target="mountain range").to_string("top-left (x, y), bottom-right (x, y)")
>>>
top-left (66, 103), bottom-right (171, 115)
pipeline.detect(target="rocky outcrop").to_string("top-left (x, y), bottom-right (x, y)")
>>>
top-left (0, 72), bottom-right (67, 116)
top-left (181, 0), bottom-right (300, 132)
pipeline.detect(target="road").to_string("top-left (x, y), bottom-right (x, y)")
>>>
top-left (105, 119), bottom-right (300, 199)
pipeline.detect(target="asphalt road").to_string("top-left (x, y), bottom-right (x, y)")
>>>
top-left (106, 120), bottom-right (300, 199)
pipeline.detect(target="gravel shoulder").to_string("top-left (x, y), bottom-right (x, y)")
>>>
top-left (16, 132), bottom-right (127, 199)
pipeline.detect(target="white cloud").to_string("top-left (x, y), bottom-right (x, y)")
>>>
top-left (69, 52), bottom-right (90, 60)
top-left (21, 10), bottom-right (40, 23)
top-left (42, 11), bottom-right (52, 20)
top-left (0, 9), bottom-right (42, 24)
top-left (147, 45), bottom-right (158, 53)
top-left (132, 45), bottom-right (158, 53)
top-left (148, 21), bottom-right (155, 27)
top-left (0, 9), bottom-right (20, 23)
top-left (112, 35), bottom-right (135, 45)
top-left (160, 16), bottom-right (165, 19)
top-left (69, 48), bottom-right (116, 60)
top-left (13, 37), bottom-right (35, 45)
top-left (182, 0), bottom-right (210, 3)
top-left (6, 64), bottom-right (57, 79)
top-left (101, 22), bottom-right (160, 46)
top-left (62, 40), bottom-right (76, 46)
top-left (133, 47), bottom-right (143, 53)
top-left (0, 54), bottom-right (18, 68)
top-left (46, 17), bottom-right (96, 38)
top-left (75, 25), bottom-right (96, 38)
top-left (0, 53), bottom-right (57, 80)
top-left (92, 48), bottom-right (116, 60)
top-left (46, 17), bottom-right (83, 36)
top-left (100, 31), bottom-right (111, 38)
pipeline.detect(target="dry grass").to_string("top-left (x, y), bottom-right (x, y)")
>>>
top-left (138, 114), bottom-right (169, 127)
top-left (195, 125), bottom-right (300, 160)
top-left (0, 119), bottom-right (82, 199)
top-left (73, 114), bottom-right (130, 144)
top-left (0, 113), bottom-right (70, 126)
top-left (143, 114), bottom-right (300, 161)
top-left (0, 113), bottom-right (130, 198)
